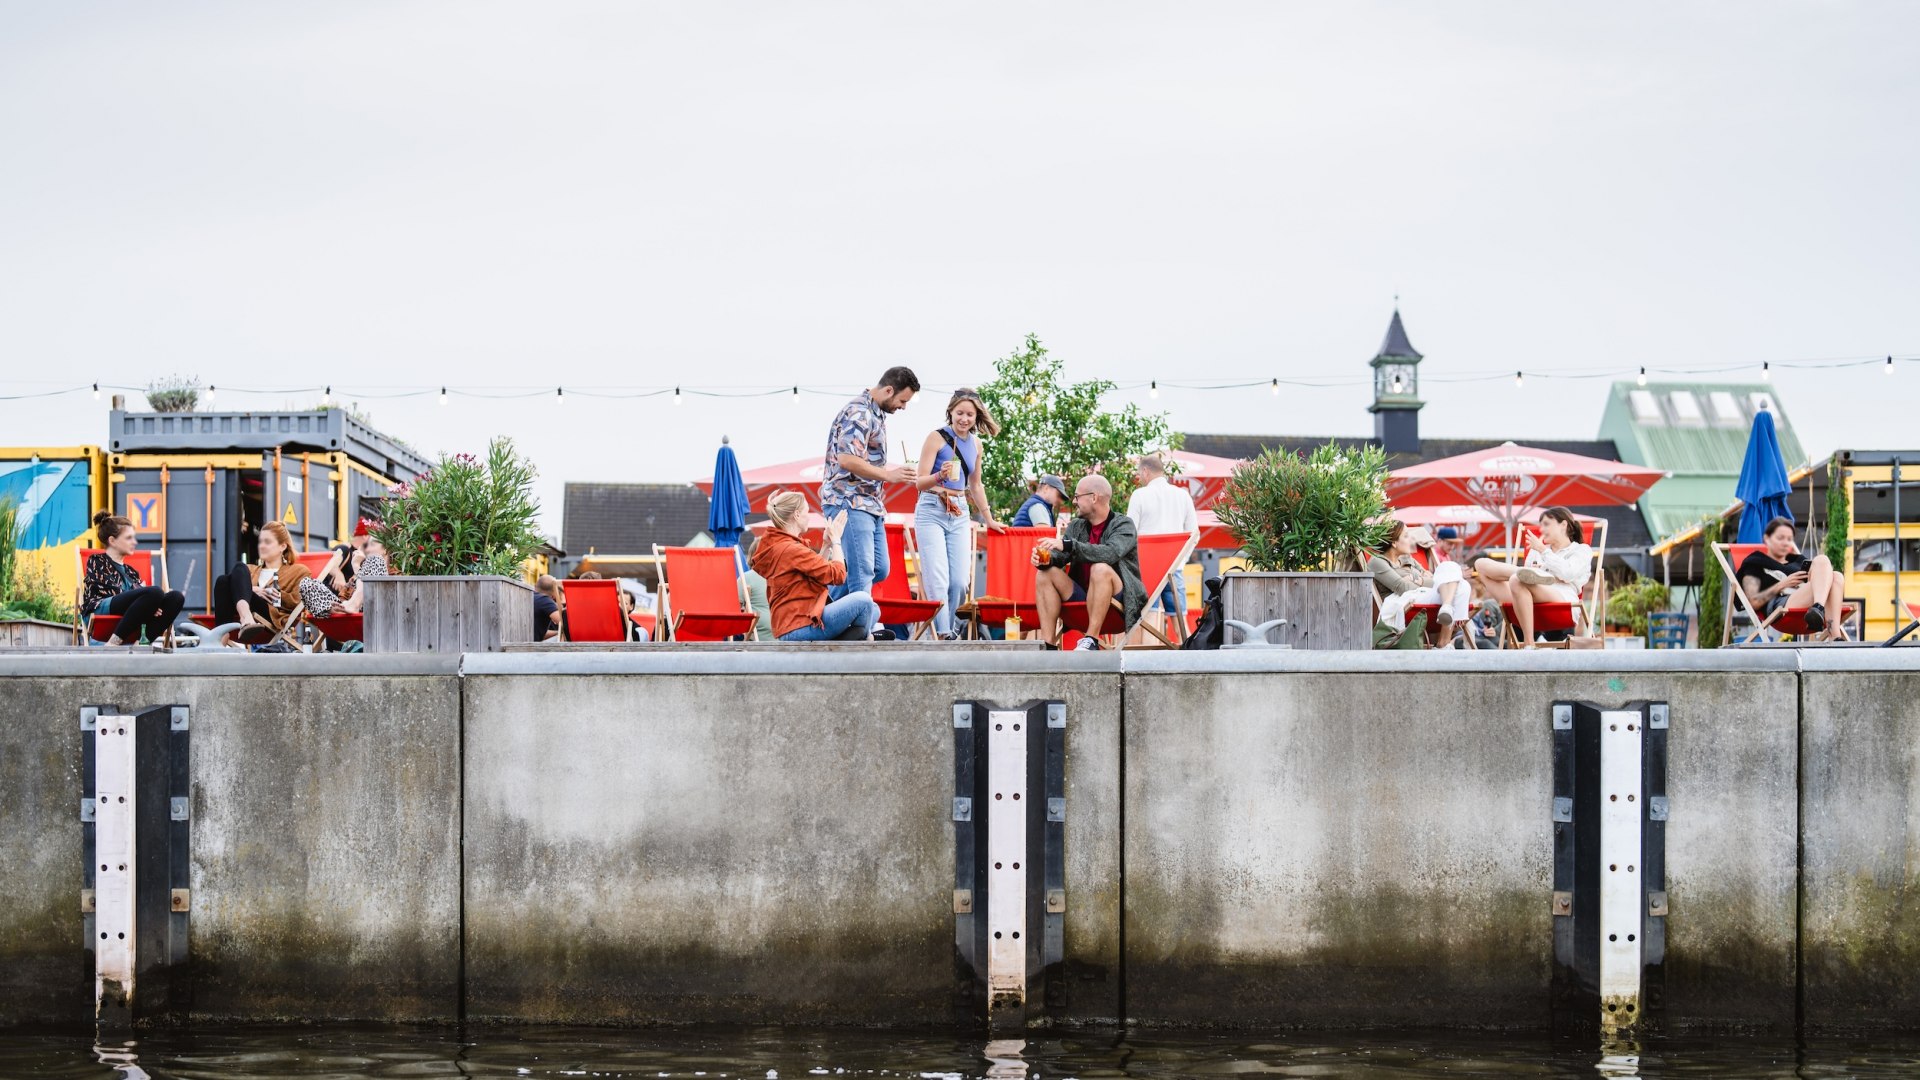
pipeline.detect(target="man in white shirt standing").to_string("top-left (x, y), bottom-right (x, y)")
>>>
top-left (1125, 453), bottom-right (1199, 644)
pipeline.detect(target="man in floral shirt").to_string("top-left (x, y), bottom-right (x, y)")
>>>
top-left (820, 366), bottom-right (919, 596)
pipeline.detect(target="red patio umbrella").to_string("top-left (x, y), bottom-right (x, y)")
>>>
top-left (1389, 504), bottom-right (1605, 551)
top-left (1161, 448), bottom-right (1245, 511)
top-left (696, 456), bottom-right (921, 514)
top-left (1386, 442), bottom-right (1666, 549)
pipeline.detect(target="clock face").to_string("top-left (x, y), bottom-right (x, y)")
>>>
top-left (1379, 364), bottom-right (1415, 396)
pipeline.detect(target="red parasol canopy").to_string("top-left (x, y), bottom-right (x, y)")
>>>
top-left (1161, 448), bottom-right (1245, 510)
top-left (697, 456), bottom-right (921, 514)
top-left (1388, 504), bottom-right (1605, 551)
top-left (1194, 509), bottom-right (1240, 550)
top-left (1387, 442), bottom-right (1665, 547)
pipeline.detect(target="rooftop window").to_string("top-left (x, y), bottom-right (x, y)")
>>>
top-left (1628, 389), bottom-right (1663, 424)
top-left (1707, 390), bottom-right (1744, 425)
top-left (1667, 390), bottom-right (1705, 425)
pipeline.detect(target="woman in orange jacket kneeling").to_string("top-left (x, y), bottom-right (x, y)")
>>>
top-left (749, 491), bottom-right (893, 642)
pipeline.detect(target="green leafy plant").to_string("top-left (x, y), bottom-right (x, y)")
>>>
top-left (372, 438), bottom-right (542, 576)
top-left (1214, 441), bottom-right (1391, 572)
top-left (1697, 514), bottom-right (1726, 649)
top-left (0, 499), bottom-right (74, 623)
top-left (1825, 458), bottom-right (1850, 569)
top-left (145, 375), bottom-right (201, 413)
top-left (974, 333), bottom-right (1179, 518)
top-left (1605, 575), bottom-right (1672, 637)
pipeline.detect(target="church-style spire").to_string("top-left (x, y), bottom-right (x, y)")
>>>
top-left (1368, 307), bottom-right (1425, 453)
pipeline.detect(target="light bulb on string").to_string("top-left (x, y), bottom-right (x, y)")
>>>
top-left (1761, 362), bottom-right (1770, 382)
top-left (439, 387), bottom-right (448, 406)
top-left (207, 385), bottom-right (217, 405)
top-left (1149, 381), bottom-right (1159, 399)
top-left (92, 383), bottom-right (100, 400)
top-left (1270, 378), bottom-right (1279, 396)
top-left (1887, 355), bottom-right (1896, 376)
top-left (556, 387), bottom-right (565, 405)
top-left (1514, 371), bottom-right (1524, 388)
top-left (321, 385), bottom-right (333, 406)
top-left (1391, 374), bottom-right (1404, 394)
top-left (1637, 367), bottom-right (1647, 386)
top-left (674, 387), bottom-right (683, 406)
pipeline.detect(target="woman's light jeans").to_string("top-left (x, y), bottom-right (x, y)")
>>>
top-left (778, 591), bottom-right (880, 642)
top-left (914, 491), bottom-right (971, 635)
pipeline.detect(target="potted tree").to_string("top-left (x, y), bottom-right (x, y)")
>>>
top-left (1605, 575), bottom-right (1671, 647)
top-left (0, 499), bottom-right (76, 647)
top-left (362, 438), bottom-right (543, 653)
top-left (1212, 442), bottom-right (1390, 650)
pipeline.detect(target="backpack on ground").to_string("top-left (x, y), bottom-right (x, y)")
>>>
top-left (1182, 576), bottom-right (1226, 651)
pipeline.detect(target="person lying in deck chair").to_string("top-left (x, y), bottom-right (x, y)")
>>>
top-left (1033, 474), bottom-right (1144, 651)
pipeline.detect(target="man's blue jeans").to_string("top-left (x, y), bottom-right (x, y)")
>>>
top-left (826, 507), bottom-right (888, 599)
top-left (779, 591), bottom-right (881, 642)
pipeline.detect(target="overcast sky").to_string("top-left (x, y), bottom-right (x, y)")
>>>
top-left (3, 2), bottom-right (1915, 536)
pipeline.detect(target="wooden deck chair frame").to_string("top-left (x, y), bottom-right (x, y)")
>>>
top-left (1710, 541), bottom-right (1853, 645)
top-left (652, 544), bottom-right (757, 642)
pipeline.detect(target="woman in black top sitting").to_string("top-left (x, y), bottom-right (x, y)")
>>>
top-left (1737, 516), bottom-right (1846, 638)
top-left (80, 511), bottom-right (186, 648)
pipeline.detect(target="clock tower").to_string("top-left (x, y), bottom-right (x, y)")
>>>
top-left (1367, 308), bottom-right (1424, 453)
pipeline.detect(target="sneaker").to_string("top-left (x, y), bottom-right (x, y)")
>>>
top-left (1803, 602), bottom-right (1827, 634)
top-left (935, 630), bottom-right (962, 642)
top-left (871, 628), bottom-right (898, 641)
top-left (1073, 637), bottom-right (1102, 651)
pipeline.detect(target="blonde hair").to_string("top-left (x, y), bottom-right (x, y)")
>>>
top-left (260, 521), bottom-right (297, 569)
top-left (767, 491), bottom-right (810, 533)
top-left (947, 388), bottom-right (1000, 437)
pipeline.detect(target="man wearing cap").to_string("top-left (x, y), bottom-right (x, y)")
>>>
top-left (1012, 475), bottom-right (1069, 528)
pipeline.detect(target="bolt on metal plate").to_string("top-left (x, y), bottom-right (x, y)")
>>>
top-left (953, 704), bottom-right (973, 729)
top-left (81, 799), bottom-right (96, 823)
top-left (170, 706), bottom-right (190, 731)
top-left (80, 889), bottom-right (95, 913)
top-left (1047, 703), bottom-right (1066, 729)
top-left (1047, 797), bottom-right (1066, 822)
top-left (1552, 891), bottom-right (1573, 917)
top-left (1552, 796), bottom-right (1573, 823)
top-left (170, 797), bottom-right (190, 821)
top-left (1648, 704), bottom-right (1669, 729)
top-left (81, 707), bottom-right (99, 731)
top-left (1046, 889), bottom-right (1066, 914)
top-left (953, 889), bottom-right (973, 914)
top-left (170, 889), bottom-right (190, 913)
top-left (1648, 796), bottom-right (1669, 821)
top-left (1553, 704), bottom-right (1573, 730)
top-left (952, 797), bottom-right (973, 822)
top-left (1648, 891), bottom-right (1669, 917)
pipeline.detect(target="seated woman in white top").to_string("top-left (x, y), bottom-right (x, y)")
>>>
top-left (1475, 507), bottom-right (1595, 647)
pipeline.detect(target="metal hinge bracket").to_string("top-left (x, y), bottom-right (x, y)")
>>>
top-left (953, 704), bottom-right (973, 729)
top-left (953, 889), bottom-right (973, 914)
top-left (170, 889), bottom-right (190, 913)
top-left (1047, 703), bottom-right (1066, 729)
top-left (171, 706), bottom-right (190, 731)
top-left (1648, 796), bottom-right (1669, 821)
top-left (171, 797), bottom-right (190, 821)
top-left (81, 798), bottom-right (96, 822)
top-left (952, 797), bottom-right (972, 822)
top-left (1552, 704), bottom-right (1573, 730)
top-left (1552, 890), bottom-right (1573, 917)
top-left (81, 888), bottom-right (95, 913)
top-left (1648, 703), bottom-right (1669, 730)
top-left (1552, 796), bottom-right (1573, 823)
top-left (1046, 889), bottom-right (1066, 913)
top-left (81, 706), bottom-right (99, 731)
top-left (1047, 797), bottom-right (1066, 822)
top-left (1648, 891), bottom-right (1669, 917)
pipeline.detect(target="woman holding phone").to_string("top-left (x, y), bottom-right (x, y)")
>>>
top-left (1475, 507), bottom-right (1593, 647)
top-left (913, 388), bottom-right (1006, 640)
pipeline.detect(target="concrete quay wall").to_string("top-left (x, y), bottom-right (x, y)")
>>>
top-left (0, 648), bottom-right (1916, 1033)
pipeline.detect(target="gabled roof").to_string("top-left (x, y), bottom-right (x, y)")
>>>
top-left (562, 482), bottom-right (712, 556)
top-left (1375, 309), bottom-right (1421, 361)
top-left (1178, 433), bottom-right (1654, 553)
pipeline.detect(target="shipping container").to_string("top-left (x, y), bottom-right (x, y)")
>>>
top-left (0, 446), bottom-right (111, 608)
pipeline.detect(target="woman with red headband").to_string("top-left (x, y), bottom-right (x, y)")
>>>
top-left (298, 519), bottom-right (389, 617)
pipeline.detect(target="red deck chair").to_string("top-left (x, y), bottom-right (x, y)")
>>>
top-left (877, 523), bottom-right (946, 639)
top-left (308, 612), bottom-right (364, 649)
top-left (1062, 532), bottom-right (1196, 648)
top-left (970, 526), bottom-right (1057, 637)
top-left (560, 579), bottom-right (626, 642)
top-left (75, 548), bottom-right (155, 644)
top-left (1887, 601), bottom-right (1920, 647)
top-left (654, 546), bottom-right (759, 641)
top-left (1712, 542), bottom-right (1855, 644)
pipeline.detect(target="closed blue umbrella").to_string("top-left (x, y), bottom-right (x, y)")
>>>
top-left (1735, 408), bottom-right (1794, 543)
top-left (707, 437), bottom-right (751, 551)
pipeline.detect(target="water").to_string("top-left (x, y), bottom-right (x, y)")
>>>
top-left (4, 1027), bottom-right (1920, 1080)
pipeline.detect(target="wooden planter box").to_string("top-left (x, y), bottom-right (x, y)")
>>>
top-left (1221, 572), bottom-right (1374, 651)
top-left (0, 618), bottom-right (76, 648)
top-left (361, 575), bottom-right (534, 654)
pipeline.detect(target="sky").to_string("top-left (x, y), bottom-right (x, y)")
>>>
top-left (2, 2), bottom-right (1916, 538)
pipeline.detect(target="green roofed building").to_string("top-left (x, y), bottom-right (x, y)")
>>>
top-left (1596, 381), bottom-right (1809, 544)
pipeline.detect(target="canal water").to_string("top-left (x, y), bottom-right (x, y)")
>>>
top-left (2, 1026), bottom-right (1919, 1079)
